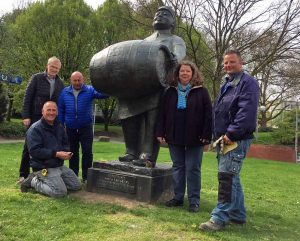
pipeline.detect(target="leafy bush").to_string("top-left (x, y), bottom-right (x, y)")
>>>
top-left (258, 126), bottom-right (273, 132)
top-left (0, 121), bottom-right (26, 137)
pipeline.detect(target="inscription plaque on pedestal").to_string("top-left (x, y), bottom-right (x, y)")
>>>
top-left (86, 161), bottom-right (173, 203)
top-left (96, 171), bottom-right (136, 194)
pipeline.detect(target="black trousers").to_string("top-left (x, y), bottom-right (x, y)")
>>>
top-left (66, 125), bottom-right (93, 181)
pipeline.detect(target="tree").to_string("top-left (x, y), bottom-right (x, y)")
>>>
top-left (1, 0), bottom-right (100, 121)
top-left (8, 0), bottom-right (95, 81)
top-left (256, 58), bottom-right (300, 129)
top-left (0, 83), bottom-right (9, 122)
top-left (0, 9), bottom-right (26, 121)
top-left (158, 0), bottom-right (300, 131)
top-left (91, 0), bottom-right (135, 50)
top-left (96, 98), bottom-right (117, 131)
top-left (158, 0), bottom-right (300, 102)
top-left (272, 109), bottom-right (297, 145)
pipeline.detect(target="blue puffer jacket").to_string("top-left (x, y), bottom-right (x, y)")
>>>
top-left (213, 71), bottom-right (259, 141)
top-left (58, 85), bottom-right (107, 129)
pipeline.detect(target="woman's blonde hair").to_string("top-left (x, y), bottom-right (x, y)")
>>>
top-left (169, 60), bottom-right (204, 87)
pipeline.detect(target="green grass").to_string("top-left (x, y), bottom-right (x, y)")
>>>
top-left (0, 142), bottom-right (299, 241)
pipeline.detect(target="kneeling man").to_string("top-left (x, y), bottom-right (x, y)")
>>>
top-left (21, 101), bottom-right (81, 197)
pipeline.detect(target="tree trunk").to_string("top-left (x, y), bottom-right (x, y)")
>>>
top-left (6, 98), bottom-right (13, 121)
top-left (259, 112), bottom-right (268, 130)
top-left (104, 120), bottom-right (109, 132)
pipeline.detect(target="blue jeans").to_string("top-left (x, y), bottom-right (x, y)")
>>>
top-left (211, 139), bottom-right (252, 225)
top-left (67, 125), bottom-right (93, 180)
top-left (168, 144), bottom-right (204, 205)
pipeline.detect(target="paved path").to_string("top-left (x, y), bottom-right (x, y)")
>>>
top-left (0, 138), bottom-right (24, 143)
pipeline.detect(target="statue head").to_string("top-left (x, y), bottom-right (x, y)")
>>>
top-left (153, 6), bottom-right (176, 31)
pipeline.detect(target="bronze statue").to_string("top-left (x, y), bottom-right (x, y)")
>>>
top-left (90, 6), bottom-right (186, 167)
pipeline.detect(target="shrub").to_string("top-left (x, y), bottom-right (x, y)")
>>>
top-left (258, 126), bottom-right (273, 132)
top-left (0, 121), bottom-right (26, 137)
top-left (271, 110), bottom-right (296, 145)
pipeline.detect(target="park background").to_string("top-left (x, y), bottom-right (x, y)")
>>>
top-left (0, 0), bottom-right (299, 151)
top-left (0, 0), bottom-right (300, 240)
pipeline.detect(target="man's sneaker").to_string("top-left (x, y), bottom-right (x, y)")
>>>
top-left (199, 220), bottom-right (224, 231)
top-left (165, 198), bottom-right (183, 207)
top-left (189, 204), bottom-right (199, 213)
top-left (119, 154), bottom-right (137, 162)
top-left (20, 173), bottom-right (35, 193)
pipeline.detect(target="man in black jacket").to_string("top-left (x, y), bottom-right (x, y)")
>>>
top-left (18, 57), bottom-right (64, 183)
top-left (21, 101), bottom-right (81, 197)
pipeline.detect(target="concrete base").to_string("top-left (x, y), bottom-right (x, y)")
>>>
top-left (86, 161), bottom-right (173, 203)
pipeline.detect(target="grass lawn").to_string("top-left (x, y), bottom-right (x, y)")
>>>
top-left (0, 142), bottom-right (299, 241)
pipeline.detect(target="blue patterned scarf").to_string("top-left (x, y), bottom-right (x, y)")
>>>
top-left (177, 82), bottom-right (192, 109)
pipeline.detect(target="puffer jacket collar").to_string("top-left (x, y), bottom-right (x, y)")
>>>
top-left (65, 84), bottom-right (88, 94)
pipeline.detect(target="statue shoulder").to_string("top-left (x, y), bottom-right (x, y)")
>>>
top-left (144, 32), bottom-right (157, 41)
top-left (172, 35), bottom-right (185, 45)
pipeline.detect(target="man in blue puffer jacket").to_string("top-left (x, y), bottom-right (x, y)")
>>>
top-left (58, 71), bottom-right (108, 183)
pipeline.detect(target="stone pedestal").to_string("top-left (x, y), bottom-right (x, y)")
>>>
top-left (86, 161), bottom-right (173, 203)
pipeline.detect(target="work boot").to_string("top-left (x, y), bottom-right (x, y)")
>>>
top-left (189, 204), bottom-right (200, 213)
top-left (165, 198), bottom-right (183, 207)
top-left (199, 220), bottom-right (224, 231)
top-left (20, 173), bottom-right (35, 193)
top-left (119, 154), bottom-right (137, 163)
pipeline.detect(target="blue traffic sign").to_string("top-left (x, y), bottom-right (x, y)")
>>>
top-left (0, 73), bottom-right (22, 84)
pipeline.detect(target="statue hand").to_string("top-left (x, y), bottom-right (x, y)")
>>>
top-left (170, 52), bottom-right (178, 66)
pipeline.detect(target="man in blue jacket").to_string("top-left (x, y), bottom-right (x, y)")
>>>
top-left (58, 71), bottom-right (108, 183)
top-left (21, 101), bottom-right (81, 197)
top-left (199, 50), bottom-right (259, 231)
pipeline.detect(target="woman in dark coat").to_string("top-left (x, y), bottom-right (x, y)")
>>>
top-left (156, 60), bottom-right (212, 212)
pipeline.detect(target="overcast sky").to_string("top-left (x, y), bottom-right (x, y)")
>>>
top-left (0, 0), bottom-right (104, 15)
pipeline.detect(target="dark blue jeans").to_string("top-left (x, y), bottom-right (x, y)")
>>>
top-left (66, 125), bottom-right (93, 181)
top-left (211, 139), bottom-right (252, 225)
top-left (168, 144), bottom-right (204, 205)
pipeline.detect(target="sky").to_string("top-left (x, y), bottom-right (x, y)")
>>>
top-left (0, 0), bottom-right (104, 15)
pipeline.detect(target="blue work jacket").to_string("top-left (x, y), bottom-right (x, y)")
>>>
top-left (213, 71), bottom-right (259, 141)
